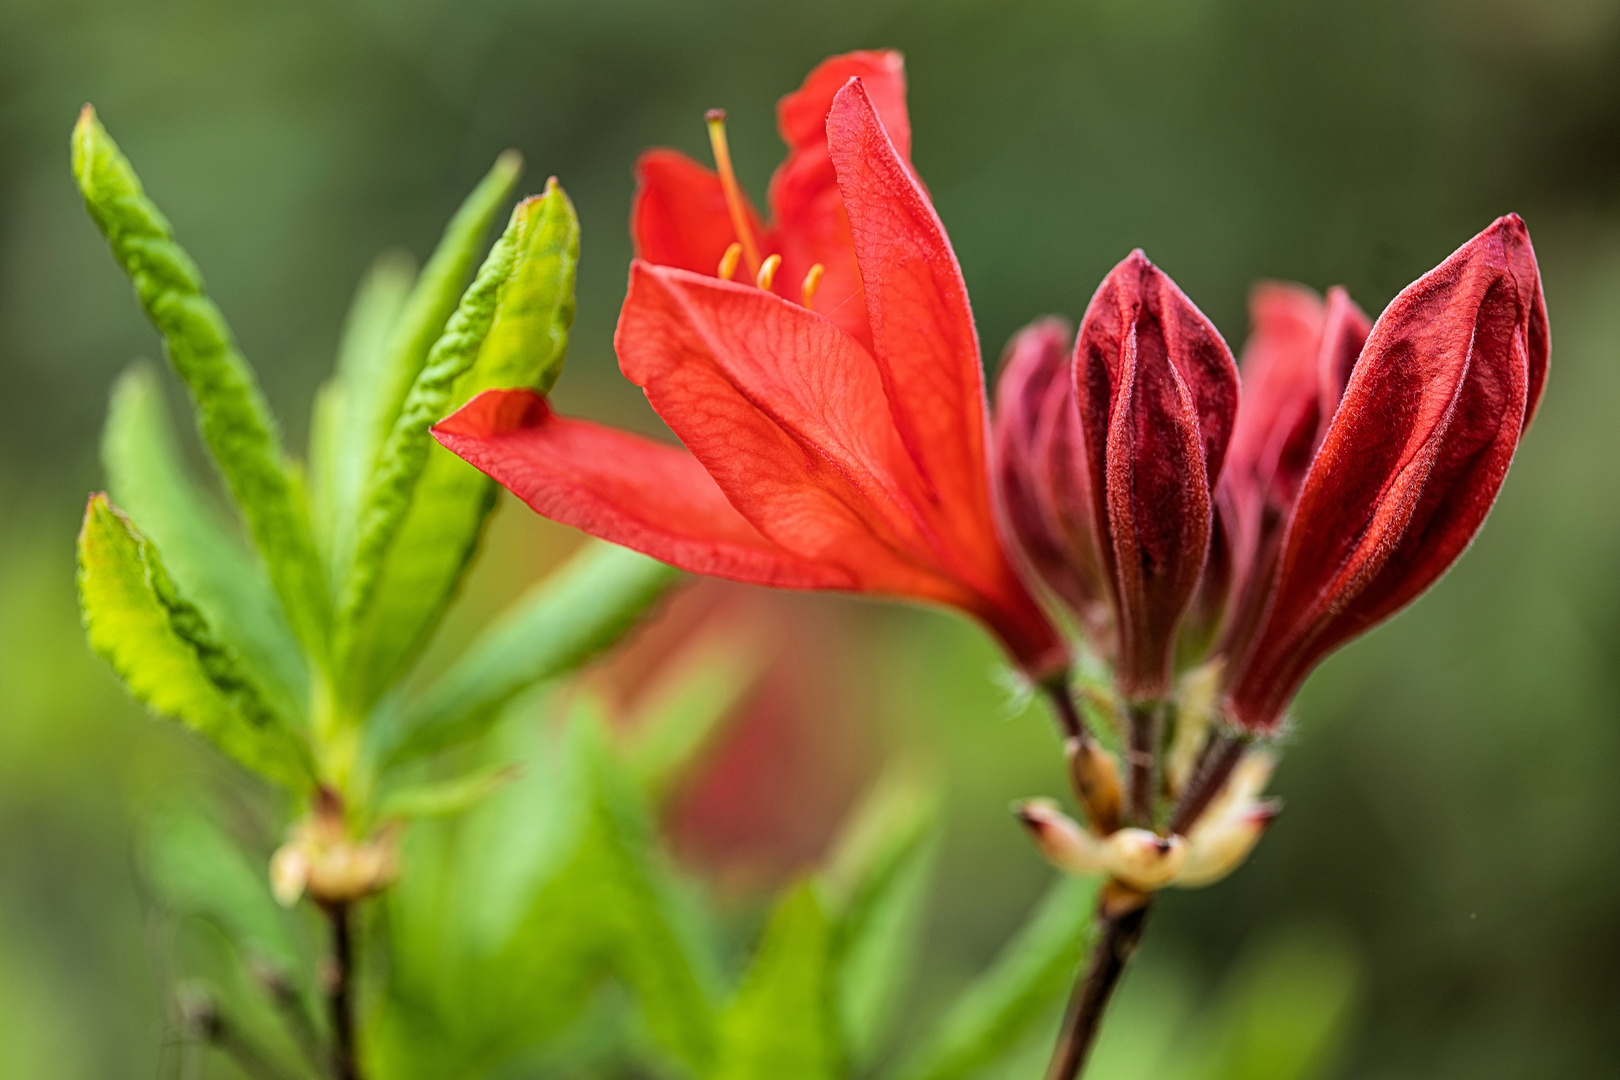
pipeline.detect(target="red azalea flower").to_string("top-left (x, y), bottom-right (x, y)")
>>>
top-left (993, 253), bottom-right (1240, 701)
top-left (434, 53), bottom-right (1067, 679)
top-left (1223, 214), bottom-right (1549, 730)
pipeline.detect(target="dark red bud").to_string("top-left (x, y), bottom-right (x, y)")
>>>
top-left (1227, 214), bottom-right (1549, 730)
top-left (992, 317), bottom-right (1114, 648)
top-left (1073, 251), bottom-right (1239, 700)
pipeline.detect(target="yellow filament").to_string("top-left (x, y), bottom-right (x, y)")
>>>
top-left (705, 109), bottom-right (763, 277)
top-left (755, 253), bottom-right (781, 291)
top-left (717, 242), bottom-right (742, 281)
top-left (801, 263), bottom-right (825, 308)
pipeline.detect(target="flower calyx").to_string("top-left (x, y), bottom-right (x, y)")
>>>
top-left (1013, 744), bottom-right (1278, 895)
top-left (269, 788), bottom-right (399, 908)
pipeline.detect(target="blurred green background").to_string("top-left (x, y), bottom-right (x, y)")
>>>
top-left (3, 0), bottom-right (1618, 1076)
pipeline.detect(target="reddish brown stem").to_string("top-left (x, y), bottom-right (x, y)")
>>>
top-left (1124, 701), bottom-right (1161, 827)
top-left (322, 902), bottom-right (361, 1080)
top-left (1169, 732), bottom-right (1244, 835)
top-left (1044, 899), bottom-right (1154, 1080)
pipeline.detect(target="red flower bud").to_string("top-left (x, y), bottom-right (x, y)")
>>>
top-left (992, 317), bottom-right (1113, 648)
top-left (1218, 283), bottom-right (1371, 659)
top-left (1226, 215), bottom-right (1549, 730)
top-left (1072, 252), bottom-right (1239, 700)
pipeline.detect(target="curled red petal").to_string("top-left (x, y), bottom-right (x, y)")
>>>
top-left (1227, 214), bottom-right (1547, 730)
top-left (1075, 251), bottom-right (1239, 700)
top-left (433, 389), bottom-right (844, 589)
top-left (631, 148), bottom-right (769, 277)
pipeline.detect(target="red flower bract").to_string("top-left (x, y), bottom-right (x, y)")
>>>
top-left (1224, 214), bottom-right (1549, 729)
top-left (434, 54), bottom-right (1067, 679)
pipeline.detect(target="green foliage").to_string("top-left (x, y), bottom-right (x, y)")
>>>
top-left (72, 106), bottom-right (331, 663)
top-left (379, 541), bottom-right (680, 766)
top-left (77, 494), bottom-right (314, 788)
top-left (103, 363), bottom-right (309, 726)
top-left (337, 181), bottom-right (581, 711)
top-left (621, 633), bottom-right (765, 800)
top-left (139, 806), bottom-right (302, 971)
top-left (714, 884), bottom-right (844, 1080)
top-left (822, 764), bottom-right (943, 1068)
top-left (887, 874), bottom-right (1101, 1080)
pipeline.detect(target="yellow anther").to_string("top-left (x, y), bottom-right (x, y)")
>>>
top-left (801, 263), bottom-right (825, 308)
top-left (755, 253), bottom-right (781, 291)
top-left (705, 109), bottom-right (762, 277)
top-left (717, 242), bottom-right (743, 281)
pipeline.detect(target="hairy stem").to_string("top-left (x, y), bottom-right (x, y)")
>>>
top-left (1169, 732), bottom-right (1244, 835)
top-left (1043, 679), bottom-right (1090, 743)
top-left (1044, 899), bottom-right (1154, 1080)
top-left (1125, 701), bottom-right (1161, 827)
top-left (323, 902), bottom-right (361, 1080)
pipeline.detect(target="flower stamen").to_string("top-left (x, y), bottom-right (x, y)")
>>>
top-left (756, 253), bottom-right (781, 291)
top-left (705, 109), bottom-right (763, 277)
top-left (717, 242), bottom-right (743, 281)
top-left (801, 262), bottom-right (825, 308)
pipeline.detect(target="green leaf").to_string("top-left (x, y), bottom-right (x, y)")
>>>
top-left (377, 762), bottom-right (522, 821)
top-left (886, 874), bottom-right (1101, 1080)
top-left (376, 541), bottom-right (681, 767)
top-left (309, 249), bottom-right (415, 576)
top-left (822, 764), bottom-right (943, 1069)
top-left (139, 805), bottom-right (299, 969)
top-left (72, 106), bottom-right (330, 663)
top-left (372, 702), bottom-right (718, 1079)
top-left (103, 363), bottom-right (308, 727)
top-left (714, 883), bottom-right (843, 1080)
top-left (359, 152), bottom-right (522, 506)
top-left (338, 181), bottom-right (581, 711)
top-left (621, 633), bottom-right (765, 802)
top-left (77, 494), bottom-right (313, 788)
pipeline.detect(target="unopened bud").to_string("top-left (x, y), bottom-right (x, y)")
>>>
top-left (269, 798), bottom-right (399, 907)
top-left (1176, 801), bottom-right (1280, 888)
top-left (1066, 737), bottom-right (1123, 835)
top-left (1013, 798), bottom-right (1106, 875)
top-left (1103, 828), bottom-right (1187, 891)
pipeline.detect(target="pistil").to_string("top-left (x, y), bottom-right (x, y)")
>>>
top-left (705, 109), bottom-right (763, 277)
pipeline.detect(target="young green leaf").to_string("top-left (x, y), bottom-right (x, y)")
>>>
top-left (358, 153), bottom-right (522, 505)
top-left (104, 363), bottom-right (308, 726)
top-left (309, 249), bottom-right (415, 573)
top-left (140, 806), bottom-right (300, 969)
top-left (337, 182), bottom-right (581, 710)
top-left (714, 883), bottom-right (843, 1080)
top-left (885, 874), bottom-right (1101, 1080)
top-left (71, 106), bottom-right (330, 662)
top-left (376, 541), bottom-right (681, 767)
top-left (621, 632), bottom-right (765, 802)
top-left (377, 762), bottom-right (522, 821)
top-left (822, 764), bottom-right (943, 1069)
top-left (77, 494), bottom-right (313, 789)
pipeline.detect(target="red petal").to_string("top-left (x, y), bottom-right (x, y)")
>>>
top-left (433, 389), bottom-right (841, 588)
top-left (631, 148), bottom-right (769, 278)
top-left (768, 51), bottom-right (908, 349)
top-left (825, 78), bottom-right (991, 556)
top-left (1075, 251), bottom-right (1239, 699)
top-left (615, 259), bottom-right (1064, 675)
top-left (1228, 214), bottom-right (1546, 729)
